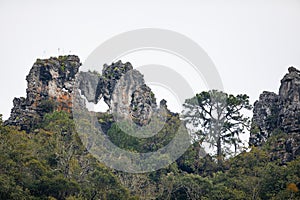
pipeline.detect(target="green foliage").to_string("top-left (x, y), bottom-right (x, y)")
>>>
top-left (176, 143), bottom-right (199, 173)
top-left (107, 123), bottom-right (140, 152)
top-left (58, 56), bottom-right (71, 72)
top-left (182, 90), bottom-right (252, 166)
top-left (58, 55), bottom-right (68, 62)
top-left (60, 64), bottom-right (66, 72)
top-left (0, 111), bottom-right (132, 199)
top-left (158, 173), bottom-right (213, 200)
top-left (1, 107), bottom-right (300, 199)
top-left (175, 142), bottom-right (215, 174)
top-left (262, 129), bottom-right (287, 152)
top-left (155, 142), bottom-right (300, 199)
top-left (250, 122), bottom-right (260, 136)
top-left (38, 99), bottom-right (57, 113)
top-left (106, 113), bottom-right (181, 153)
top-left (36, 58), bottom-right (44, 65)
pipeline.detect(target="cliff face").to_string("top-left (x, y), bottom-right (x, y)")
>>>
top-left (5, 55), bottom-right (81, 131)
top-left (78, 60), bottom-right (158, 126)
top-left (250, 67), bottom-right (300, 163)
top-left (5, 56), bottom-right (160, 131)
top-left (278, 67), bottom-right (300, 133)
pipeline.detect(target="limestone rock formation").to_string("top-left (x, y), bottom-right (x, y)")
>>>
top-left (77, 71), bottom-right (100, 103)
top-left (249, 91), bottom-right (281, 145)
top-left (250, 67), bottom-right (300, 163)
top-left (278, 66), bottom-right (300, 133)
top-left (5, 57), bottom-right (161, 131)
top-left (110, 68), bottom-right (157, 126)
top-left (100, 61), bottom-right (134, 108)
top-left (5, 55), bottom-right (81, 131)
top-left (78, 61), bottom-right (158, 126)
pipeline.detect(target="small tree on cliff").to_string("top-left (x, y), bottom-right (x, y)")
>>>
top-left (182, 90), bottom-right (252, 167)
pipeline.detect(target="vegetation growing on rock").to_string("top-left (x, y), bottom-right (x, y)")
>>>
top-left (1, 56), bottom-right (300, 199)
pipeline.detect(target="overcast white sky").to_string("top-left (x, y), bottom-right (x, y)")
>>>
top-left (1, 0), bottom-right (300, 120)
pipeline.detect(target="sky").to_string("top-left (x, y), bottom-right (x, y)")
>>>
top-left (1, 0), bottom-right (300, 121)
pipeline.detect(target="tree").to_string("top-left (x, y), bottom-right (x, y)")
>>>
top-left (182, 90), bottom-right (252, 167)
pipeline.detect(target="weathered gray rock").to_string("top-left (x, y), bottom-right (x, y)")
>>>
top-left (249, 91), bottom-right (281, 145)
top-left (130, 84), bottom-right (157, 126)
top-left (250, 66), bottom-right (300, 163)
top-left (5, 55), bottom-right (81, 131)
top-left (77, 71), bottom-right (100, 103)
top-left (5, 57), bottom-right (170, 132)
top-left (81, 61), bottom-right (158, 126)
top-left (278, 66), bottom-right (300, 133)
top-left (100, 61), bottom-right (134, 108)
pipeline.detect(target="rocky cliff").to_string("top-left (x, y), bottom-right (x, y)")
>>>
top-left (5, 55), bottom-right (81, 131)
top-left (250, 67), bottom-right (300, 163)
top-left (5, 56), bottom-right (161, 131)
top-left (77, 60), bottom-right (158, 126)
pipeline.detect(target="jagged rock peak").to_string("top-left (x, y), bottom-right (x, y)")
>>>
top-left (6, 57), bottom-right (169, 131)
top-left (78, 60), bottom-right (158, 126)
top-left (249, 66), bottom-right (300, 163)
top-left (77, 60), bottom-right (137, 106)
top-left (5, 55), bottom-right (81, 131)
top-left (279, 66), bottom-right (300, 101)
top-left (100, 61), bottom-right (135, 108)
